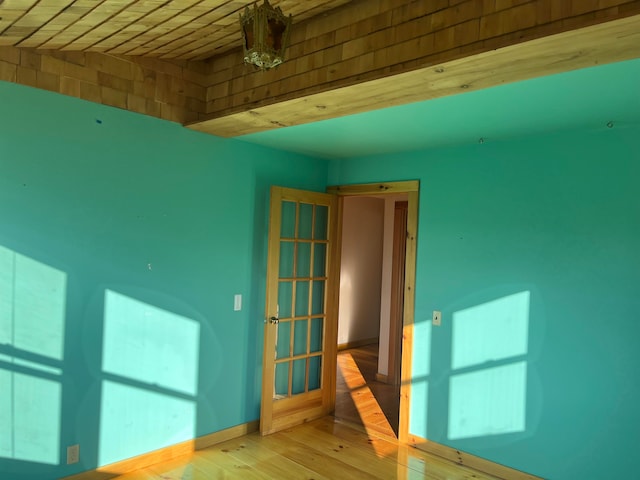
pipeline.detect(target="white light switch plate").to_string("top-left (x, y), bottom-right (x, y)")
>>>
top-left (234, 294), bottom-right (242, 311)
top-left (433, 310), bottom-right (442, 326)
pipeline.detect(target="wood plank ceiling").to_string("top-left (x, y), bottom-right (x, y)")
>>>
top-left (0, 0), bottom-right (351, 60)
top-left (1, 0), bottom-right (639, 138)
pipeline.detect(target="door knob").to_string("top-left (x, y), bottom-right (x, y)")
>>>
top-left (269, 316), bottom-right (279, 324)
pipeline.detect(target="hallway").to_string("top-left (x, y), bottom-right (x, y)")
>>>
top-left (335, 344), bottom-right (400, 439)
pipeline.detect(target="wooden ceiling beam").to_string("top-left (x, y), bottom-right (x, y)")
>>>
top-left (188, 1), bottom-right (640, 138)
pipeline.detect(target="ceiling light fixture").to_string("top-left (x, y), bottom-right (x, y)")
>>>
top-left (240, 0), bottom-right (292, 70)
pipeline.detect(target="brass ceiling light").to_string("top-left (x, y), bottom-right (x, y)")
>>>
top-left (240, 0), bottom-right (292, 70)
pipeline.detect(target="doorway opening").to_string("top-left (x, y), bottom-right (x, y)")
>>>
top-left (334, 193), bottom-right (409, 439)
top-left (259, 181), bottom-right (417, 439)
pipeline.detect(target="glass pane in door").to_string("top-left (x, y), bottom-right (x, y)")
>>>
top-left (292, 358), bottom-right (306, 395)
top-left (278, 282), bottom-right (292, 319)
top-left (311, 281), bottom-right (325, 315)
top-left (279, 242), bottom-right (294, 278)
top-left (295, 281), bottom-right (309, 317)
top-left (313, 244), bottom-right (326, 277)
top-left (310, 318), bottom-right (323, 353)
top-left (274, 362), bottom-right (289, 398)
top-left (309, 356), bottom-right (322, 391)
top-left (296, 242), bottom-right (311, 278)
top-left (314, 205), bottom-right (328, 240)
top-left (298, 203), bottom-right (313, 239)
top-left (281, 202), bottom-right (296, 238)
top-left (293, 319), bottom-right (308, 356)
top-left (272, 194), bottom-right (330, 401)
top-left (276, 322), bottom-right (291, 360)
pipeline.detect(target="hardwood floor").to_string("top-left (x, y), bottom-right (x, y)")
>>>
top-left (335, 343), bottom-right (400, 439)
top-left (111, 416), bottom-right (501, 479)
top-left (106, 343), bottom-right (503, 479)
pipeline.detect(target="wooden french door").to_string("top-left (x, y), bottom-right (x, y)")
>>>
top-left (260, 186), bottom-right (339, 435)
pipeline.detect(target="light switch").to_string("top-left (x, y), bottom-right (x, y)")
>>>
top-left (234, 294), bottom-right (242, 311)
top-left (433, 310), bottom-right (442, 326)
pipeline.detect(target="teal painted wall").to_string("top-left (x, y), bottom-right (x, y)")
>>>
top-left (0, 81), bottom-right (329, 479)
top-left (2, 68), bottom-right (639, 480)
top-left (329, 125), bottom-right (640, 479)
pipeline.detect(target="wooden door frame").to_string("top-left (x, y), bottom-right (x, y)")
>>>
top-left (388, 200), bottom-right (408, 387)
top-left (326, 181), bottom-right (419, 443)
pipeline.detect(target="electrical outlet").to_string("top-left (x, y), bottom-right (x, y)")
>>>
top-left (67, 444), bottom-right (79, 465)
top-left (432, 310), bottom-right (442, 326)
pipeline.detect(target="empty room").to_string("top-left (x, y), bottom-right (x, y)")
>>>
top-left (1, 1), bottom-right (639, 479)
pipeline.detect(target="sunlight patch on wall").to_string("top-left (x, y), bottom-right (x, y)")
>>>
top-left (412, 321), bottom-right (432, 378)
top-left (451, 291), bottom-right (529, 370)
top-left (409, 320), bottom-right (431, 437)
top-left (98, 380), bottom-right (195, 466)
top-left (102, 290), bottom-right (200, 396)
top-left (448, 291), bottom-right (530, 440)
top-left (0, 369), bottom-right (61, 464)
top-left (0, 245), bottom-right (66, 360)
top-left (0, 246), bottom-right (65, 465)
top-left (448, 362), bottom-right (527, 440)
top-left (100, 290), bottom-right (200, 466)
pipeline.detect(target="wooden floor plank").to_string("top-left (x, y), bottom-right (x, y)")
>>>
top-left (250, 431), bottom-right (382, 480)
top-left (195, 450), bottom-right (270, 480)
top-left (309, 417), bottom-right (501, 480)
top-left (271, 427), bottom-right (399, 480)
top-left (335, 344), bottom-right (400, 439)
top-left (107, 344), bottom-right (504, 480)
top-left (111, 417), bottom-right (502, 479)
top-left (211, 434), bottom-right (332, 480)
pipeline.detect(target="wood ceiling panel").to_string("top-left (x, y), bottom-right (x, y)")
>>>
top-left (0, 0), bottom-right (354, 59)
top-left (87, 1), bottom-right (203, 55)
top-left (122, 1), bottom-right (240, 57)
